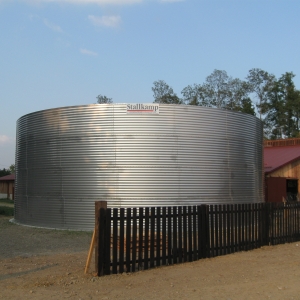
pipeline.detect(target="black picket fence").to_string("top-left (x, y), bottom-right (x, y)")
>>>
top-left (95, 202), bottom-right (300, 276)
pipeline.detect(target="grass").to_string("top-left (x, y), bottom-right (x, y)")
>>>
top-left (0, 206), bottom-right (14, 216)
top-left (0, 199), bottom-right (14, 216)
top-left (0, 198), bottom-right (13, 205)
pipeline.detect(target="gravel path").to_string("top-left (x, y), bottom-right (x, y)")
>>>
top-left (0, 216), bottom-right (92, 259)
top-left (1, 215), bottom-right (300, 300)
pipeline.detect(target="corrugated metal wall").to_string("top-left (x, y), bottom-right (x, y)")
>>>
top-left (14, 104), bottom-right (263, 230)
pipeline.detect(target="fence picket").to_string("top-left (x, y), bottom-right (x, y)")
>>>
top-left (104, 208), bottom-right (111, 275)
top-left (213, 206), bottom-right (217, 257)
top-left (112, 208), bottom-right (118, 274)
top-left (193, 206), bottom-right (197, 261)
top-left (119, 208), bottom-right (125, 273)
top-left (126, 208), bottom-right (131, 273)
top-left (183, 206), bottom-right (188, 262)
top-left (138, 207), bottom-right (143, 270)
top-left (150, 207), bottom-right (155, 268)
top-left (197, 206), bottom-right (201, 259)
top-left (230, 204), bottom-right (233, 253)
top-left (188, 206), bottom-right (192, 262)
top-left (132, 208), bottom-right (137, 272)
top-left (209, 205), bottom-right (214, 258)
top-left (173, 206), bottom-right (178, 264)
top-left (156, 207), bottom-right (161, 267)
top-left (222, 205), bottom-right (226, 255)
top-left (162, 207), bottom-right (167, 266)
top-left (97, 207), bottom-right (106, 276)
top-left (235, 204), bottom-right (238, 253)
top-left (178, 206), bottom-right (183, 264)
top-left (167, 207), bottom-right (172, 266)
top-left (144, 207), bottom-right (149, 270)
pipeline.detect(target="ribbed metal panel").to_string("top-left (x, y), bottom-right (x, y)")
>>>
top-left (14, 104), bottom-right (263, 230)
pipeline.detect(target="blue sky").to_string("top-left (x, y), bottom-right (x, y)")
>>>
top-left (0, 0), bottom-right (300, 168)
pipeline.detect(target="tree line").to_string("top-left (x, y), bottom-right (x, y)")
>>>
top-left (0, 164), bottom-right (15, 177)
top-left (96, 68), bottom-right (300, 140)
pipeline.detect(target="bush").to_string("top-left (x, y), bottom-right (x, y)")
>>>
top-left (0, 206), bottom-right (14, 216)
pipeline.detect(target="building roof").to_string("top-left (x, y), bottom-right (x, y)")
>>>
top-left (0, 174), bottom-right (15, 181)
top-left (264, 145), bottom-right (300, 174)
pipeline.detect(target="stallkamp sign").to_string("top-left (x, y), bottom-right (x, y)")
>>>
top-left (127, 104), bottom-right (159, 114)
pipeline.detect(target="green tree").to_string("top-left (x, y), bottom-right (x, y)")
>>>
top-left (96, 95), bottom-right (113, 104)
top-left (261, 73), bottom-right (299, 139)
top-left (181, 70), bottom-right (231, 108)
top-left (290, 89), bottom-right (300, 135)
top-left (240, 98), bottom-right (256, 116)
top-left (203, 69), bottom-right (232, 108)
top-left (0, 168), bottom-right (11, 177)
top-left (246, 68), bottom-right (275, 120)
top-left (9, 164), bottom-right (15, 174)
top-left (278, 72), bottom-right (300, 138)
top-left (152, 80), bottom-right (182, 104)
top-left (181, 84), bottom-right (205, 106)
top-left (226, 78), bottom-right (252, 112)
top-left (263, 80), bottom-right (285, 139)
top-left (181, 70), bottom-right (254, 115)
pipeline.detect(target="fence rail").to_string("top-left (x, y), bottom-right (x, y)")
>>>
top-left (264, 137), bottom-right (300, 147)
top-left (95, 202), bottom-right (300, 276)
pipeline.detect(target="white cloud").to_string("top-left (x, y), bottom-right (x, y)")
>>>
top-left (0, 135), bottom-right (13, 145)
top-left (160, 0), bottom-right (185, 2)
top-left (44, 19), bottom-right (63, 32)
top-left (80, 48), bottom-right (98, 56)
top-left (28, 14), bottom-right (38, 21)
top-left (88, 15), bottom-right (121, 28)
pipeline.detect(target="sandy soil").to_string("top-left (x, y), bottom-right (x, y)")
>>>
top-left (1, 215), bottom-right (300, 300)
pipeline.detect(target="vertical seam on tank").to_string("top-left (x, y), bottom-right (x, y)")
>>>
top-left (58, 115), bottom-right (64, 226)
top-left (26, 116), bottom-right (28, 220)
top-left (174, 106), bottom-right (180, 202)
top-left (113, 104), bottom-right (116, 204)
top-left (227, 111), bottom-right (233, 202)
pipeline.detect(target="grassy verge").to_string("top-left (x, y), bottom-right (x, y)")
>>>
top-left (0, 206), bottom-right (14, 216)
top-left (0, 199), bottom-right (14, 216)
top-left (0, 198), bottom-right (13, 204)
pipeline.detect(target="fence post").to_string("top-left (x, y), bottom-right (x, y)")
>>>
top-left (265, 203), bottom-right (271, 246)
top-left (95, 201), bottom-right (107, 276)
top-left (204, 204), bottom-right (210, 258)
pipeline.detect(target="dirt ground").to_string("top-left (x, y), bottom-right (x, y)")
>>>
top-left (1, 215), bottom-right (300, 300)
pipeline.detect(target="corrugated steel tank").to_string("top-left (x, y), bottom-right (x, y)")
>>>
top-left (14, 104), bottom-right (263, 230)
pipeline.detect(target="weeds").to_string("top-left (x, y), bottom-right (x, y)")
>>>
top-left (0, 206), bottom-right (14, 216)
